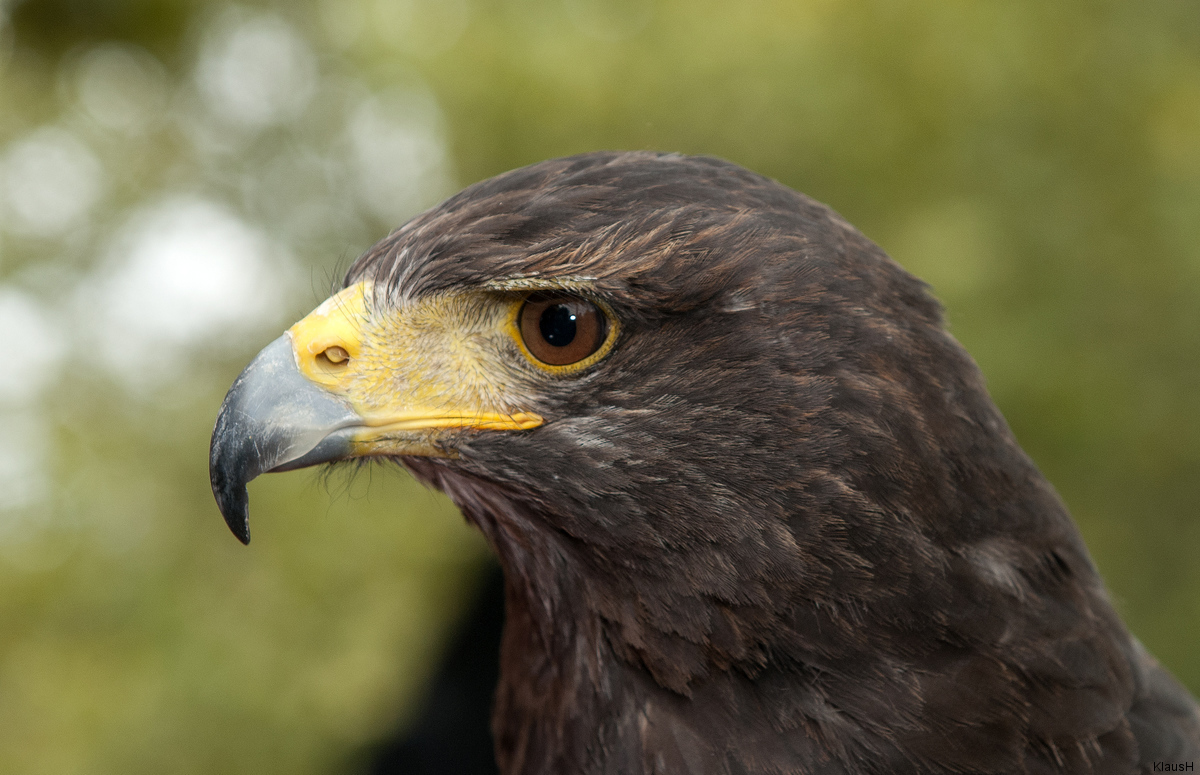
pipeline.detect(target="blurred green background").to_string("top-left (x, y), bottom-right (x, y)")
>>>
top-left (0, 0), bottom-right (1196, 771)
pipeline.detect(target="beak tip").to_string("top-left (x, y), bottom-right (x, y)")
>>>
top-left (213, 481), bottom-right (252, 545)
top-left (230, 517), bottom-right (251, 546)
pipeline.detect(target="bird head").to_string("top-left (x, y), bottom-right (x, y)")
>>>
top-left (210, 150), bottom-right (1077, 691)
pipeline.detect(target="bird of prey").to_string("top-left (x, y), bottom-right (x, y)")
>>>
top-left (210, 151), bottom-right (1199, 774)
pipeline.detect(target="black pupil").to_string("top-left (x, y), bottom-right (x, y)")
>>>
top-left (539, 304), bottom-right (577, 347)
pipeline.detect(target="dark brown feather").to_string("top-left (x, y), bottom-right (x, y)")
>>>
top-left (349, 152), bottom-right (1200, 774)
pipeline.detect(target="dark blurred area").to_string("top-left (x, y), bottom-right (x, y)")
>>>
top-left (0, 0), bottom-right (1196, 772)
top-left (361, 563), bottom-right (503, 775)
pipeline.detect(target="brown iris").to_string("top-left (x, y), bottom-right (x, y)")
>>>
top-left (519, 294), bottom-right (607, 366)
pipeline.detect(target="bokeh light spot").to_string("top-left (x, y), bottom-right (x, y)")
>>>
top-left (74, 43), bottom-right (169, 136)
top-left (82, 197), bottom-right (294, 386)
top-left (0, 287), bottom-right (67, 405)
top-left (0, 127), bottom-right (105, 237)
top-left (345, 88), bottom-right (453, 223)
top-left (195, 11), bottom-right (317, 129)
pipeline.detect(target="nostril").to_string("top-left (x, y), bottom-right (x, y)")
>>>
top-left (319, 345), bottom-right (350, 365)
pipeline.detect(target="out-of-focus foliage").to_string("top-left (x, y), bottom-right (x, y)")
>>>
top-left (0, 0), bottom-right (1196, 771)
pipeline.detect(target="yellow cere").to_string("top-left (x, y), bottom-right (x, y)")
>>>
top-left (285, 282), bottom-right (544, 455)
top-left (288, 282), bottom-right (370, 388)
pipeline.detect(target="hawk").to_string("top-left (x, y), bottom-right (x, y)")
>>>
top-left (211, 152), bottom-right (1200, 774)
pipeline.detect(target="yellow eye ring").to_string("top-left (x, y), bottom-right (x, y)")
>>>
top-left (507, 292), bottom-right (619, 374)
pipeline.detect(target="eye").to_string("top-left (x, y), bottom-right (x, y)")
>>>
top-left (519, 294), bottom-right (608, 366)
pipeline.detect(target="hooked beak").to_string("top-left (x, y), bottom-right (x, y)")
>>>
top-left (208, 283), bottom-right (543, 544)
top-left (208, 334), bottom-right (361, 544)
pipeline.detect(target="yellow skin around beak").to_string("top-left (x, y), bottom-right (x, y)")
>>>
top-left (286, 282), bottom-right (544, 458)
top-left (211, 276), bottom-right (614, 542)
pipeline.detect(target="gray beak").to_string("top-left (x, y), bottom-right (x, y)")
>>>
top-left (209, 335), bottom-right (362, 544)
